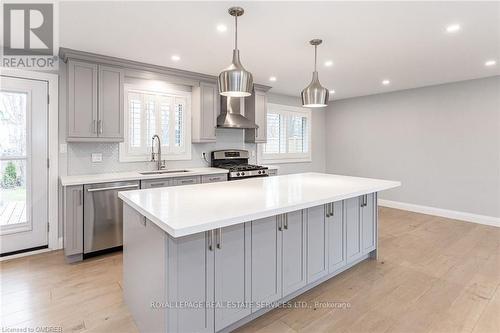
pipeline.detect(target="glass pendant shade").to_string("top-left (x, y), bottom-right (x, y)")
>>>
top-left (301, 39), bottom-right (329, 108)
top-left (218, 49), bottom-right (253, 97)
top-left (218, 7), bottom-right (253, 97)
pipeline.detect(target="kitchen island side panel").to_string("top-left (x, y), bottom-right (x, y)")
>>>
top-left (123, 203), bottom-right (167, 333)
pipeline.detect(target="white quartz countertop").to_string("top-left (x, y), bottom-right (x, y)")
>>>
top-left (118, 172), bottom-right (401, 238)
top-left (60, 167), bottom-right (229, 186)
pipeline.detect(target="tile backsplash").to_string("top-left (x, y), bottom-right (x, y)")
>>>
top-left (66, 128), bottom-right (257, 175)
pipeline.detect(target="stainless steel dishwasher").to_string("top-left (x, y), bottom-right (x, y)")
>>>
top-left (83, 181), bottom-right (140, 254)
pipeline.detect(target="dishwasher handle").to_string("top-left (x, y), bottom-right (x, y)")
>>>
top-left (87, 184), bottom-right (139, 192)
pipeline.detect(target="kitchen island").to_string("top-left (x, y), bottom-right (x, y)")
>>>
top-left (118, 173), bottom-right (400, 333)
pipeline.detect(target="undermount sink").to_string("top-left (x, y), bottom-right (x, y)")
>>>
top-left (139, 169), bottom-right (191, 175)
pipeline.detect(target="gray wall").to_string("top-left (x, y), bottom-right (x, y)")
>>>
top-left (325, 76), bottom-right (500, 218)
top-left (262, 93), bottom-right (326, 175)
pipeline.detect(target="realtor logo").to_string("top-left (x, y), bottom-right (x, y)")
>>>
top-left (3, 3), bottom-right (53, 56)
top-left (2, 3), bottom-right (57, 69)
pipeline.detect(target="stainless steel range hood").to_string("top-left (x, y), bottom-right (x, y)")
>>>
top-left (217, 96), bottom-right (258, 129)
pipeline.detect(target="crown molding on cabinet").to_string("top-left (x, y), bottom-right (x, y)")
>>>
top-left (58, 47), bottom-right (272, 91)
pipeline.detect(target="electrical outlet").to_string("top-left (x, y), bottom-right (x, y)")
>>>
top-left (91, 153), bottom-right (103, 163)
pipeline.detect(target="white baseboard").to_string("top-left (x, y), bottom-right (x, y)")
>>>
top-left (378, 199), bottom-right (500, 228)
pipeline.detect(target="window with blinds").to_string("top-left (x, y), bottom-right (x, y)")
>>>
top-left (120, 88), bottom-right (191, 162)
top-left (261, 103), bottom-right (311, 162)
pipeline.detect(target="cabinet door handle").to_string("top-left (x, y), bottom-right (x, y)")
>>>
top-left (79, 189), bottom-right (83, 206)
top-left (278, 215), bottom-right (282, 231)
top-left (325, 204), bottom-right (330, 218)
top-left (362, 195), bottom-right (367, 207)
top-left (208, 230), bottom-right (214, 251)
top-left (283, 214), bottom-right (288, 230)
top-left (98, 120), bottom-right (103, 134)
top-left (93, 119), bottom-right (97, 133)
top-left (331, 203), bottom-right (334, 216)
top-left (149, 182), bottom-right (166, 187)
top-left (360, 196), bottom-right (364, 208)
top-left (216, 228), bottom-right (222, 249)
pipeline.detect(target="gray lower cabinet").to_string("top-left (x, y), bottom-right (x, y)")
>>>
top-left (202, 174), bottom-right (228, 183)
top-left (214, 224), bottom-right (251, 331)
top-left (267, 169), bottom-right (278, 176)
top-left (362, 193), bottom-right (376, 253)
top-left (345, 197), bottom-right (363, 263)
top-left (171, 176), bottom-right (201, 186)
top-left (328, 201), bottom-right (346, 273)
top-left (306, 205), bottom-right (328, 283)
top-left (282, 210), bottom-right (307, 296)
top-left (141, 178), bottom-right (172, 189)
top-left (166, 230), bottom-right (215, 333)
top-left (250, 216), bottom-right (282, 312)
top-left (63, 185), bottom-right (84, 257)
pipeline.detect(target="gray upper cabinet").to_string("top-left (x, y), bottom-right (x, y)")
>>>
top-left (166, 231), bottom-right (215, 333)
top-left (192, 81), bottom-right (218, 143)
top-left (67, 61), bottom-right (98, 139)
top-left (251, 216), bottom-right (282, 312)
top-left (281, 210), bottom-right (307, 296)
top-left (66, 60), bottom-right (124, 142)
top-left (63, 185), bottom-right (84, 258)
top-left (306, 205), bottom-right (328, 283)
top-left (98, 65), bottom-right (124, 140)
top-left (345, 196), bottom-right (363, 264)
top-left (214, 224), bottom-right (251, 331)
top-left (362, 193), bottom-right (376, 253)
top-left (328, 201), bottom-right (346, 273)
top-left (245, 89), bottom-right (268, 143)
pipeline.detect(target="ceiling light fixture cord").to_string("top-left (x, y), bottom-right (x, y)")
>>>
top-left (234, 15), bottom-right (238, 50)
top-left (314, 44), bottom-right (317, 72)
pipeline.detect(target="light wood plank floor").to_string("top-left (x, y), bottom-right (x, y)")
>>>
top-left (1, 207), bottom-right (499, 333)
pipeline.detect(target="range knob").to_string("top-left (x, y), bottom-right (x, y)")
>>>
top-left (241, 172), bottom-right (245, 176)
top-left (258, 171), bottom-right (262, 174)
top-left (236, 172), bottom-right (240, 176)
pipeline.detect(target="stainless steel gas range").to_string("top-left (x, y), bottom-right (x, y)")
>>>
top-left (211, 149), bottom-right (269, 180)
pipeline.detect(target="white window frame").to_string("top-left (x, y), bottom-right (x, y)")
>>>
top-left (259, 103), bottom-right (312, 164)
top-left (119, 84), bottom-right (192, 162)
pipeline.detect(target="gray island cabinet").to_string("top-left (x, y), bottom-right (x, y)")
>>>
top-left (119, 173), bottom-right (399, 333)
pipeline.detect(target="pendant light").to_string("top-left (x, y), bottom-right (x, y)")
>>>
top-left (218, 7), bottom-right (253, 97)
top-left (301, 39), bottom-right (329, 107)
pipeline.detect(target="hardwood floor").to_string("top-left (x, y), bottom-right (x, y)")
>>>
top-left (1, 207), bottom-right (499, 333)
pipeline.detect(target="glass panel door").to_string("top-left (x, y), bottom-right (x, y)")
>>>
top-left (0, 75), bottom-right (48, 255)
top-left (0, 91), bottom-right (30, 231)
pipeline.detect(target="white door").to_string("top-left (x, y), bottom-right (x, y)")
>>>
top-left (0, 76), bottom-right (48, 255)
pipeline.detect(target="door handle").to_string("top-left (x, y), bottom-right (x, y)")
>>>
top-left (93, 119), bottom-right (97, 133)
top-left (283, 214), bottom-right (288, 230)
top-left (98, 119), bottom-right (103, 134)
top-left (208, 230), bottom-right (214, 251)
top-left (331, 203), bottom-right (334, 216)
top-left (87, 184), bottom-right (139, 192)
top-left (216, 228), bottom-right (222, 249)
top-left (325, 203), bottom-right (330, 218)
top-left (278, 215), bottom-right (282, 231)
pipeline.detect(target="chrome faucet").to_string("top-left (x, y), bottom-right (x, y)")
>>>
top-left (151, 135), bottom-right (166, 170)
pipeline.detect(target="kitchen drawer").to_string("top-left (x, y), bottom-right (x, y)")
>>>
top-left (268, 169), bottom-right (278, 176)
top-left (141, 178), bottom-right (172, 189)
top-left (201, 174), bottom-right (227, 183)
top-left (172, 176), bottom-right (201, 186)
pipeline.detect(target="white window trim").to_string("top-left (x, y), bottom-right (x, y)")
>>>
top-left (119, 84), bottom-right (192, 162)
top-left (259, 103), bottom-right (312, 164)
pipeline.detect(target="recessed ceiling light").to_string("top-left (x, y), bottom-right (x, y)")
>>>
top-left (485, 60), bottom-right (497, 67)
top-left (382, 79), bottom-right (390, 86)
top-left (329, 89), bottom-right (335, 94)
top-left (216, 24), bottom-right (227, 32)
top-left (324, 60), bottom-right (334, 67)
top-left (446, 24), bottom-right (461, 33)
top-left (269, 76), bottom-right (277, 82)
top-left (171, 55), bottom-right (180, 61)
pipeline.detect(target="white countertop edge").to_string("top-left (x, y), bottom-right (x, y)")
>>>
top-left (119, 181), bottom-right (400, 238)
top-left (60, 167), bottom-right (229, 186)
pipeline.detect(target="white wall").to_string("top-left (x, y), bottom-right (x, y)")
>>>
top-left (325, 76), bottom-right (500, 218)
top-left (262, 93), bottom-right (326, 175)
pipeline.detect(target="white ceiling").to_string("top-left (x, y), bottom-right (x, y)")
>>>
top-left (59, 1), bottom-right (500, 100)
